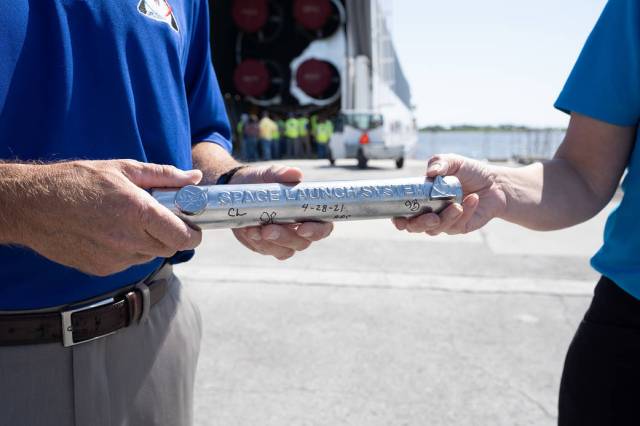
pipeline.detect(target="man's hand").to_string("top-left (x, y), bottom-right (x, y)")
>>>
top-left (392, 154), bottom-right (507, 235)
top-left (229, 165), bottom-right (334, 260)
top-left (7, 160), bottom-right (203, 276)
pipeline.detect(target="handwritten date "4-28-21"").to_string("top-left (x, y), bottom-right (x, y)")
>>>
top-left (301, 204), bottom-right (345, 213)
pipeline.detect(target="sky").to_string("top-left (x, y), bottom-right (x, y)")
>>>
top-left (384, 0), bottom-right (608, 128)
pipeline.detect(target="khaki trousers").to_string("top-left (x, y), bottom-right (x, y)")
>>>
top-left (0, 274), bottom-right (202, 426)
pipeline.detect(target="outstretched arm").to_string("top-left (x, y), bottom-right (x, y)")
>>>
top-left (393, 113), bottom-right (635, 235)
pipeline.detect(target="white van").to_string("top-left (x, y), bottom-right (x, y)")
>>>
top-left (329, 110), bottom-right (417, 169)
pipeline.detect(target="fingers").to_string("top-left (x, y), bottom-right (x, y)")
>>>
top-left (108, 226), bottom-right (179, 258)
top-left (242, 226), bottom-right (263, 243)
top-left (405, 213), bottom-right (440, 233)
top-left (139, 193), bottom-right (203, 252)
top-left (423, 204), bottom-right (463, 235)
top-left (123, 162), bottom-right (203, 257)
top-left (233, 222), bottom-right (332, 261)
top-left (121, 160), bottom-right (202, 189)
top-left (251, 240), bottom-right (296, 260)
top-left (234, 227), bottom-right (296, 260)
top-left (401, 194), bottom-right (480, 236)
top-left (260, 225), bottom-right (312, 251)
top-left (397, 202), bottom-right (465, 235)
top-left (426, 154), bottom-right (464, 178)
top-left (392, 217), bottom-right (408, 231)
top-left (228, 164), bottom-right (331, 261)
top-left (139, 231), bottom-right (180, 258)
top-left (393, 215), bottom-right (438, 232)
top-left (296, 222), bottom-right (334, 241)
top-left (447, 194), bottom-right (480, 234)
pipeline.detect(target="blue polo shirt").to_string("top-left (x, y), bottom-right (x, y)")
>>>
top-left (555, 0), bottom-right (640, 299)
top-left (0, 0), bottom-right (231, 310)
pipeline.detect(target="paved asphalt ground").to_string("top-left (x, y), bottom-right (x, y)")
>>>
top-left (177, 159), bottom-right (610, 426)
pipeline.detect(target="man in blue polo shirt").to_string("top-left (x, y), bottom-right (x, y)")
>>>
top-left (0, 1), bottom-right (332, 425)
top-left (392, 0), bottom-right (640, 423)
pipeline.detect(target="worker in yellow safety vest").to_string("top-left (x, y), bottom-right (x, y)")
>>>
top-left (315, 118), bottom-right (334, 160)
top-left (310, 114), bottom-right (319, 141)
top-left (276, 118), bottom-right (286, 159)
top-left (258, 112), bottom-right (278, 161)
top-left (296, 115), bottom-right (311, 158)
top-left (284, 115), bottom-right (299, 158)
top-left (272, 117), bottom-right (281, 159)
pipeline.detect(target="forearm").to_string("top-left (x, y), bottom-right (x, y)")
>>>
top-left (0, 163), bottom-right (39, 244)
top-left (192, 142), bottom-right (241, 184)
top-left (0, 161), bottom-right (99, 246)
top-left (495, 159), bottom-right (612, 231)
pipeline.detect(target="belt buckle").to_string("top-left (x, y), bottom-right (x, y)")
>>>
top-left (60, 297), bottom-right (116, 347)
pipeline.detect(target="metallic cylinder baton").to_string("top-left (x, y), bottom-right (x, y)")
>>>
top-left (152, 176), bottom-right (463, 230)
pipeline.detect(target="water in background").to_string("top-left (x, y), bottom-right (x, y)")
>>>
top-left (414, 130), bottom-right (566, 162)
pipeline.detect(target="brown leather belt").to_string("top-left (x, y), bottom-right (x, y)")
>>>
top-left (0, 264), bottom-right (172, 347)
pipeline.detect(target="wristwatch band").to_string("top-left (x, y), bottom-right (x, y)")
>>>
top-left (216, 165), bottom-right (248, 185)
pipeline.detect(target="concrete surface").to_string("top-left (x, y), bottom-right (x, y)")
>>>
top-left (178, 159), bottom-right (605, 426)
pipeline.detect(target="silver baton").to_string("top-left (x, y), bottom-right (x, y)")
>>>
top-left (152, 176), bottom-right (463, 230)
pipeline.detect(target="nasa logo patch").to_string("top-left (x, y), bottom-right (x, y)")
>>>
top-left (138, 0), bottom-right (179, 32)
top-left (175, 185), bottom-right (208, 216)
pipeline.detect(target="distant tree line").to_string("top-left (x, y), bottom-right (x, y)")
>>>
top-left (419, 124), bottom-right (566, 132)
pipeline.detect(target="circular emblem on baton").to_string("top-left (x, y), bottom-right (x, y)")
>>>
top-left (175, 185), bottom-right (208, 216)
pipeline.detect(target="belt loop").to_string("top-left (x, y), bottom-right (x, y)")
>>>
top-left (135, 282), bottom-right (151, 324)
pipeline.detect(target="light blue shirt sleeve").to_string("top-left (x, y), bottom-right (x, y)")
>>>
top-left (555, 0), bottom-right (640, 127)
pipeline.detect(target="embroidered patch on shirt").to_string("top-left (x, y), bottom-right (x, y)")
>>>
top-left (138, 0), bottom-right (179, 32)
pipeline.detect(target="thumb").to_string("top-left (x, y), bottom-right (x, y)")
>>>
top-left (261, 166), bottom-right (303, 184)
top-left (426, 154), bottom-right (464, 178)
top-left (122, 161), bottom-right (203, 189)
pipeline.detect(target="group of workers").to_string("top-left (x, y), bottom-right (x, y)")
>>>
top-left (237, 112), bottom-right (334, 162)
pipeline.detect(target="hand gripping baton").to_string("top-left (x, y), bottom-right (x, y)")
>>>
top-left (152, 176), bottom-right (463, 230)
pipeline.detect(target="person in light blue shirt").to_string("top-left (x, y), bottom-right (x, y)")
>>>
top-left (393, 1), bottom-right (640, 423)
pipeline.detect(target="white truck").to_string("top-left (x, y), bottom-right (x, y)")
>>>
top-left (330, 110), bottom-right (415, 169)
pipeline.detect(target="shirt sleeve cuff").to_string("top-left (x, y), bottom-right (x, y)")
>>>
top-left (192, 131), bottom-right (233, 153)
top-left (554, 96), bottom-right (639, 128)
